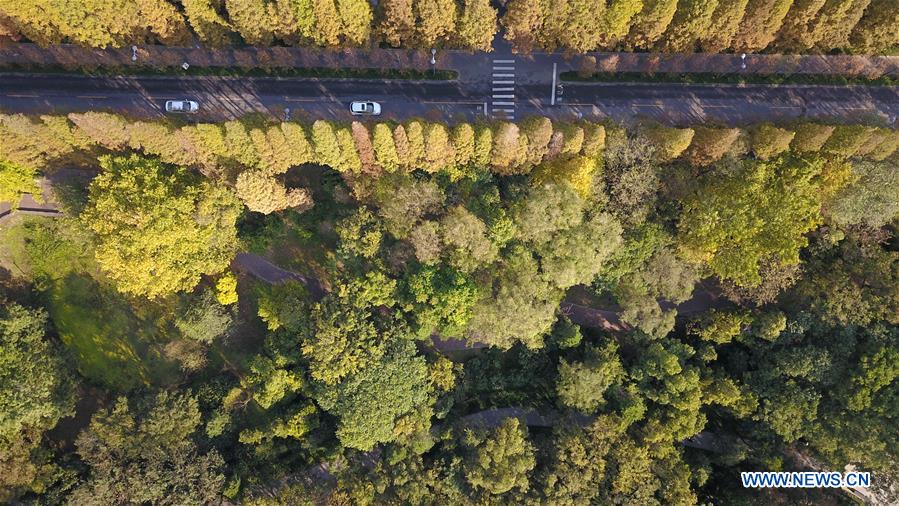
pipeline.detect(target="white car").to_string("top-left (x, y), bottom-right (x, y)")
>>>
top-left (350, 101), bottom-right (381, 116)
top-left (165, 100), bottom-right (199, 113)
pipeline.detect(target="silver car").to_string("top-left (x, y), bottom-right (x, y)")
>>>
top-left (350, 101), bottom-right (381, 116)
top-left (165, 100), bottom-right (199, 113)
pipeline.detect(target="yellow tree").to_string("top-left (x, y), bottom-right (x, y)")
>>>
top-left (377, 0), bottom-right (415, 46)
top-left (82, 155), bottom-right (241, 298)
top-left (414, 0), bottom-right (457, 46)
top-left (457, 0), bottom-right (498, 51)
top-left (627, 0), bottom-right (679, 49)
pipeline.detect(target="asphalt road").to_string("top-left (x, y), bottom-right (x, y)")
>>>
top-left (1, 73), bottom-right (896, 126)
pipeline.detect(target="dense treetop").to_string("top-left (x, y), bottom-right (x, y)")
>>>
top-left (0, 111), bottom-right (896, 503)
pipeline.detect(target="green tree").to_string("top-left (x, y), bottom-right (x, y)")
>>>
top-left (520, 117), bottom-right (554, 167)
top-left (750, 123), bottom-right (796, 160)
top-left (174, 290), bottom-right (234, 344)
top-left (467, 246), bottom-right (561, 349)
top-left (69, 392), bottom-right (225, 505)
top-left (774, 0), bottom-right (827, 50)
top-left (657, 0), bottom-right (719, 52)
top-left (0, 303), bottom-right (75, 446)
top-left (451, 122), bottom-right (476, 169)
top-left (627, 0), bottom-right (679, 49)
top-left (402, 265), bottom-right (480, 337)
top-left (849, 0), bottom-right (899, 52)
top-left (372, 173), bottom-right (444, 237)
top-left (302, 296), bottom-right (391, 386)
top-left (226, 0), bottom-right (275, 45)
top-left (502, 0), bottom-right (548, 53)
top-left (537, 211), bottom-right (623, 289)
top-left (681, 126), bottom-right (741, 166)
top-left (827, 160), bottom-right (899, 228)
top-left (463, 418), bottom-right (536, 495)
top-left (378, 0), bottom-right (416, 46)
top-left (699, 0), bottom-right (749, 51)
top-left (805, 0), bottom-right (871, 50)
top-left (491, 122), bottom-right (527, 173)
top-left (557, 342), bottom-right (625, 413)
top-left (183, 0), bottom-right (234, 46)
top-left (439, 205), bottom-right (498, 272)
top-left (790, 123), bottom-right (835, 152)
top-left (643, 124), bottom-right (695, 162)
top-left (314, 339), bottom-right (432, 450)
top-left (457, 0), bottom-right (497, 51)
top-left (414, 0), bottom-right (457, 46)
top-left (731, 0), bottom-right (794, 50)
top-left (81, 155), bottom-right (241, 298)
top-left (0, 159), bottom-right (39, 209)
top-left (678, 155), bottom-right (824, 286)
top-left (598, 0), bottom-right (644, 47)
top-left (822, 124), bottom-right (873, 158)
top-left (335, 207), bottom-right (385, 258)
top-left (138, 0), bottom-right (193, 45)
top-left (337, 0), bottom-right (373, 45)
top-left (755, 380), bottom-right (820, 442)
top-left (373, 123), bottom-right (400, 172)
top-left (256, 280), bottom-right (310, 332)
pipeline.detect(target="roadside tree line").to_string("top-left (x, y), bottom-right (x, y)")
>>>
top-left (0, 0), bottom-right (895, 53)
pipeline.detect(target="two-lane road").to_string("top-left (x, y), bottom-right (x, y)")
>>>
top-left (1, 73), bottom-right (896, 125)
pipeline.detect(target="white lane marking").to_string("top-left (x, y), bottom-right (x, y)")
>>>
top-left (492, 87), bottom-right (515, 92)
top-left (493, 101), bottom-right (515, 106)
top-left (76, 95), bottom-right (107, 99)
top-left (492, 73), bottom-right (515, 78)
top-left (493, 94), bottom-right (515, 99)
top-left (5, 93), bottom-right (38, 98)
top-left (551, 62), bottom-right (557, 106)
top-left (492, 108), bottom-right (516, 112)
top-left (492, 80), bottom-right (514, 84)
top-left (493, 66), bottom-right (515, 71)
top-left (493, 59), bottom-right (515, 64)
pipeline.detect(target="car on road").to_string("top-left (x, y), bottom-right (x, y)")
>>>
top-left (165, 99), bottom-right (199, 113)
top-left (350, 101), bottom-right (381, 116)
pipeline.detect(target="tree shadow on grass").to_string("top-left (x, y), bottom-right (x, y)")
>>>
top-left (48, 273), bottom-right (180, 392)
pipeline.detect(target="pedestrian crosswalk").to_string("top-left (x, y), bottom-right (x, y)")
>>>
top-left (491, 59), bottom-right (515, 120)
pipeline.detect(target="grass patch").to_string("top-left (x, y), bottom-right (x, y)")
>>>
top-left (560, 71), bottom-right (898, 86)
top-left (0, 63), bottom-right (457, 80)
top-left (1, 217), bottom-right (181, 391)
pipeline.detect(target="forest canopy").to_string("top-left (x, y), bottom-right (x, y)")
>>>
top-left (0, 111), bottom-right (896, 504)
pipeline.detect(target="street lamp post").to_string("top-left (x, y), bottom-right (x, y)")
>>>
top-left (430, 48), bottom-right (436, 76)
top-left (741, 53), bottom-right (747, 70)
top-left (131, 45), bottom-right (138, 62)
